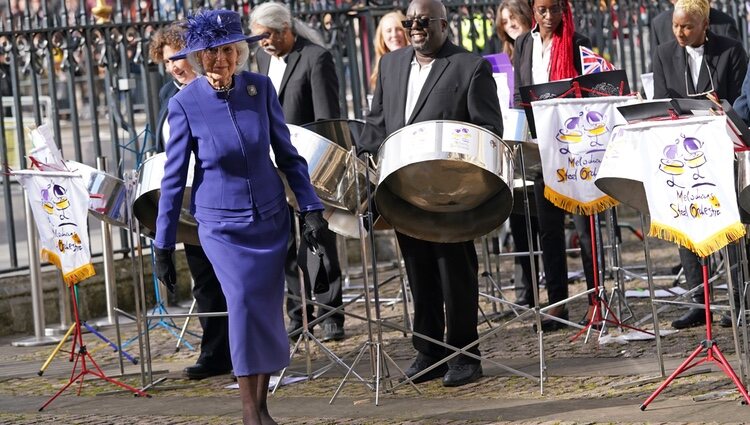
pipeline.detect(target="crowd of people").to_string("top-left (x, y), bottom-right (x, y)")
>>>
top-left (142, 0), bottom-right (750, 423)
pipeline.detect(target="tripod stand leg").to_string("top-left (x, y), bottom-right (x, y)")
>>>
top-left (640, 343), bottom-right (706, 410)
top-left (38, 323), bottom-right (76, 376)
top-left (708, 344), bottom-right (750, 404)
top-left (175, 298), bottom-right (197, 352)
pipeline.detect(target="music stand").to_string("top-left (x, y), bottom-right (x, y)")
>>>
top-left (39, 283), bottom-right (149, 411)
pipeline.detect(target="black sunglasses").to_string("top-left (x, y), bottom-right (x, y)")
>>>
top-left (402, 17), bottom-right (444, 28)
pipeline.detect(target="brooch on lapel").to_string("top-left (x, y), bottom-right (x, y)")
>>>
top-left (247, 85), bottom-right (257, 96)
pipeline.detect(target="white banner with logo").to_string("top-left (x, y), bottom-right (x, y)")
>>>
top-left (14, 170), bottom-right (95, 286)
top-left (531, 96), bottom-right (632, 214)
top-left (635, 116), bottom-right (743, 256)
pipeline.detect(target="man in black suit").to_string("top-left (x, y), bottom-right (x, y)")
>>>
top-left (250, 2), bottom-right (346, 342)
top-left (649, 0), bottom-right (739, 68)
top-left (150, 24), bottom-right (232, 379)
top-left (359, 0), bottom-right (503, 387)
top-left (652, 0), bottom-right (747, 329)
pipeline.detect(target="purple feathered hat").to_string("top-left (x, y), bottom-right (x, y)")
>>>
top-left (170, 9), bottom-right (267, 60)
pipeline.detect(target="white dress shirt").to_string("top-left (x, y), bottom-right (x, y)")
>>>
top-left (685, 44), bottom-right (705, 92)
top-left (531, 27), bottom-right (553, 85)
top-left (404, 56), bottom-right (435, 122)
top-left (268, 54), bottom-right (287, 94)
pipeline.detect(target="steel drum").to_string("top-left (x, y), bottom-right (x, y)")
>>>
top-left (736, 150), bottom-right (750, 222)
top-left (302, 119), bottom-right (365, 151)
top-left (374, 120), bottom-right (514, 243)
top-left (132, 152), bottom-right (200, 246)
top-left (594, 128), bottom-right (649, 215)
top-left (66, 161), bottom-right (128, 227)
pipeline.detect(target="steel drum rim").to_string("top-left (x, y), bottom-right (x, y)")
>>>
top-left (66, 160), bottom-right (128, 227)
top-left (374, 120), bottom-right (514, 242)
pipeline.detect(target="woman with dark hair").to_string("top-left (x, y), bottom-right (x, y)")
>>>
top-left (485, 0), bottom-right (533, 58)
top-left (512, 0), bottom-right (598, 331)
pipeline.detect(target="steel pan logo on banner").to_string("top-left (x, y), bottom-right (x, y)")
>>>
top-left (532, 96), bottom-right (633, 215)
top-left (636, 116), bottom-right (744, 256)
top-left (14, 172), bottom-right (96, 286)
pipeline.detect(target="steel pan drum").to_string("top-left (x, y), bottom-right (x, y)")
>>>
top-left (132, 152), bottom-right (200, 246)
top-left (594, 129), bottom-right (649, 215)
top-left (66, 161), bottom-right (127, 227)
top-left (302, 119), bottom-right (365, 151)
top-left (375, 120), bottom-right (514, 243)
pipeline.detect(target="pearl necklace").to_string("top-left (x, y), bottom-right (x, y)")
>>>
top-left (212, 79), bottom-right (233, 92)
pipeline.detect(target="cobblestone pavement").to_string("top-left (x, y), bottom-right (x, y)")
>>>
top-left (1, 222), bottom-right (749, 423)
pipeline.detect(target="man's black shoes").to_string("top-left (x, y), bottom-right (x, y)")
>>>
top-left (671, 308), bottom-right (707, 329)
top-left (443, 363), bottom-right (482, 387)
top-left (402, 355), bottom-right (448, 384)
top-left (321, 321), bottom-right (345, 342)
top-left (183, 363), bottom-right (231, 380)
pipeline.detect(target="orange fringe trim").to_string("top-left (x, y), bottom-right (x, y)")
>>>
top-left (41, 249), bottom-right (96, 286)
top-left (544, 186), bottom-right (620, 215)
top-left (648, 221), bottom-right (747, 257)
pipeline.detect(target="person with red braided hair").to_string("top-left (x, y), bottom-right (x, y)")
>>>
top-left (512, 0), bottom-right (599, 332)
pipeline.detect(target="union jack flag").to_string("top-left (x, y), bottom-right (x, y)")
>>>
top-left (580, 46), bottom-right (615, 75)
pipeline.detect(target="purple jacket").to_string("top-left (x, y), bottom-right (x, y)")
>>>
top-left (154, 71), bottom-right (323, 249)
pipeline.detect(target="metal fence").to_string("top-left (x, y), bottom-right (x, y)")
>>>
top-left (0, 0), bottom-right (747, 273)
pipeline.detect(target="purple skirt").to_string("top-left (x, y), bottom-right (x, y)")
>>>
top-left (195, 207), bottom-right (290, 376)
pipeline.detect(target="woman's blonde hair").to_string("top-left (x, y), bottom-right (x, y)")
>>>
top-left (674, 0), bottom-right (710, 22)
top-left (369, 10), bottom-right (407, 91)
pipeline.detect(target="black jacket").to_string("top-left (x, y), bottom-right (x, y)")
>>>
top-left (255, 36), bottom-right (341, 126)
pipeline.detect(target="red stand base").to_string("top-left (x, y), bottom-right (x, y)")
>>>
top-left (39, 286), bottom-right (149, 411)
top-left (640, 260), bottom-right (750, 410)
top-left (640, 339), bottom-right (750, 410)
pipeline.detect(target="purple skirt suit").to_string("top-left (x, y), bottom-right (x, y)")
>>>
top-left (154, 71), bottom-right (323, 376)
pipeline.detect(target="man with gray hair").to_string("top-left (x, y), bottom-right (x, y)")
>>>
top-left (250, 1), bottom-right (346, 342)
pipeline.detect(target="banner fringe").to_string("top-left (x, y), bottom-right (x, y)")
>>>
top-left (649, 221), bottom-right (746, 257)
top-left (41, 249), bottom-right (96, 286)
top-left (544, 186), bottom-right (620, 215)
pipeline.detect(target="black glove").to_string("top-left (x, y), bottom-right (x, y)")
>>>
top-left (153, 247), bottom-right (177, 294)
top-left (301, 210), bottom-right (328, 252)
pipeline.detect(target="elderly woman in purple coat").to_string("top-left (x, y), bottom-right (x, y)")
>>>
top-left (152, 9), bottom-right (327, 425)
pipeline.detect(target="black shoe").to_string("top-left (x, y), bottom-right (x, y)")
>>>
top-left (671, 308), bottom-right (707, 329)
top-left (442, 363), bottom-right (483, 387)
top-left (533, 309), bottom-right (569, 332)
top-left (321, 321), bottom-right (345, 342)
top-left (719, 313), bottom-right (734, 328)
top-left (402, 355), bottom-right (448, 384)
top-left (183, 363), bottom-right (231, 380)
top-left (515, 297), bottom-right (531, 307)
top-left (286, 320), bottom-right (313, 339)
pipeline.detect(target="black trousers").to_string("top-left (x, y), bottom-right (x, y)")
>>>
top-left (285, 209), bottom-right (344, 326)
top-left (533, 177), bottom-right (596, 306)
top-left (396, 232), bottom-right (480, 365)
top-left (183, 243), bottom-right (232, 369)
top-left (509, 212), bottom-right (539, 304)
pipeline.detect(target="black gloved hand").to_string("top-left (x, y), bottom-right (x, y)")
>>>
top-left (301, 210), bottom-right (328, 252)
top-left (153, 247), bottom-right (177, 294)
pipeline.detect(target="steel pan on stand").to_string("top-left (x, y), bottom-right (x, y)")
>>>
top-left (131, 152), bottom-right (200, 246)
top-left (66, 161), bottom-right (128, 227)
top-left (374, 120), bottom-right (514, 243)
top-left (282, 124), bottom-right (376, 239)
top-left (302, 119), bottom-right (365, 151)
top-left (593, 128), bottom-right (649, 216)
